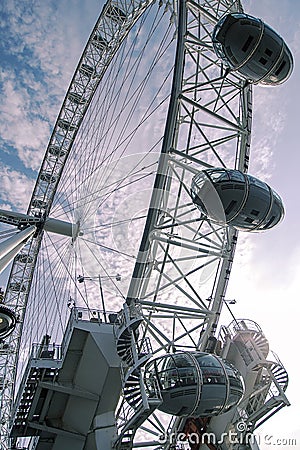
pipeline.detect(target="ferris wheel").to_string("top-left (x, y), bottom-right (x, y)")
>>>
top-left (0, 0), bottom-right (293, 449)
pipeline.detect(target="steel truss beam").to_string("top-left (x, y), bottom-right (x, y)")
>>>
top-left (115, 0), bottom-right (254, 447)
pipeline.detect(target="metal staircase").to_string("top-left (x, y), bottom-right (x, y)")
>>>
top-left (229, 319), bottom-right (270, 363)
top-left (116, 329), bottom-right (134, 365)
top-left (11, 341), bottom-right (62, 438)
top-left (123, 368), bottom-right (143, 409)
top-left (219, 319), bottom-right (290, 435)
top-left (113, 304), bottom-right (162, 449)
top-left (13, 364), bottom-right (61, 436)
top-left (270, 360), bottom-right (288, 392)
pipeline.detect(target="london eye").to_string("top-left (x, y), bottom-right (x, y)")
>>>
top-left (0, 0), bottom-right (294, 449)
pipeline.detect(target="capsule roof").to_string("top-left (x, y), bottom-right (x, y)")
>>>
top-left (212, 13), bottom-right (293, 85)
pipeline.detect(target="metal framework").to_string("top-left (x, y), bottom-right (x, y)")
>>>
top-left (0, 0), bottom-right (290, 449)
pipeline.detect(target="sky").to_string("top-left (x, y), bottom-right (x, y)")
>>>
top-left (0, 0), bottom-right (299, 449)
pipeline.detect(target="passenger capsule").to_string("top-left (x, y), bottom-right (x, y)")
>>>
top-left (68, 92), bottom-right (87, 105)
top-left (212, 13), bottom-right (293, 84)
top-left (9, 282), bottom-right (26, 293)
top-left (57, 119), bottom-right (77, 132)
top-left (92, 34), bottom-right (108, 51)
top-left (15, 253), bottom-right (34, 264)
top-left (0, 306), bottom-right (17, 339)
top-left (191, 168), bottom-right (284, 232)
top-left (79, 64), bottom-right (96, 79)
top-left (144, 352), bottom-right (244, 417)
top-left (40, 172), bottom-right (56, 184)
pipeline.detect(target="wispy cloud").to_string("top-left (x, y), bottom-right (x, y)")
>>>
top-left (0, 69), bottom-right (51, 170)
top-left (0, 0), bottom-right (100, 198)
top-left (0, 162), bottom-right (35, 210)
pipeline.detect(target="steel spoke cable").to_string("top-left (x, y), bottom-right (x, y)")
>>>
top-left (51, 20), bottom-right (173, 220)
top-left (81, 236), bottom-right (137, 261)
top-left (22, 238), bottom-right (74, 338)
top-left (45, 232), bottom-right (93, 310)
top-left (22, 238), bottom-right (71, 339)
top-left (51, 117), bottom-right (164, 222)
top-left (52, 7), bottom-right (163, 210)
top-left (74, 3), bottom-right (156, 202)
top-left (64, 67), bottom-right (171, 223)
top-left (43, 239), bottom-right (73, 338)
top-left (83, 214), bottom-right (148, 232)
top-left (78, 71), bottom-right (173, 218)
top-left (81, 238), bottom-right (126, 299)
top-left (50, 92), bottom-right (165, 220)
top-left (79, 5), bottom-right (169, 201)
top-left (50, 162), bottom-right (157, 217)
top-left (77, 39), bottom-right (130, 207)
top-left (51, 28), bottom-right (173, 206)
top-left (89, 27), bottom-right (174, 189)
top-left (79, 7), bottom-right (155, 201)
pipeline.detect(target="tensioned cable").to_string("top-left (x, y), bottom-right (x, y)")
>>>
top-left (79, 13), bottom-right (150, 202)
top-left (43, 236), bottom-right (71, 337)
top-left (51, 16), bottom-right (173, 219)
top-left (20, 236), bottom-right (72, 344)
top-left (72, 3), bottom-right (157, 204)
top-left (50, 162), bottom-right (157, 217)
top-left (45, 232), bottom-right (93, 310)
top-left (51, 5), bottom-right (166, 206)
top-left (83, 214), bottom-right (147, 233)
top-left (81, 236), bottom-right (137, 261)
top-left (82, 238), bottom-right (125, 299)
top-left (79, 4), bottom-right (169, 204)
top-left (52, 58), bottom-right (174, 223)
top-left (20, 238), bottom-right (73, 344)
top-left (50, 93), bottom-right (167, 220)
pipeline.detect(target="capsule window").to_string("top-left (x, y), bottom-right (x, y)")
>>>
top-left (225, 46), bottom-right (238, 65)
top-left (250, 209), bottom-right (260, 216)
top-left (221, 184), bottom-right (234, 190)
top-left (225, 200), bottom-right (238, 215)
top-left (234, 184), bottom-right (244, 190)
top-left (225, 46), bottom-right (233, 57)
top-left (275, 60), bottom-right (287, 75)
top-left (263, 215), bottom-right (276, 229)
top-left (259, 56), bottom-right (267, 65)
top-left (265, 48), bottom-right (273, 57)
top-left (196, 354), bottom-right (222, 368)
top-left (242, 35), bottom-right (254, 52)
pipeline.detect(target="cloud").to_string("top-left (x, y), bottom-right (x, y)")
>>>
top-left (0, 70), bottom-right (51, 170)
top-left (0, 0), bottom-right (101, 171)
top-left (0, 162), bottom-right (35, 210)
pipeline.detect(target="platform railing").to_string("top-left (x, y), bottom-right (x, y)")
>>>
top-left (227, 318), bottom-right (263, 336)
